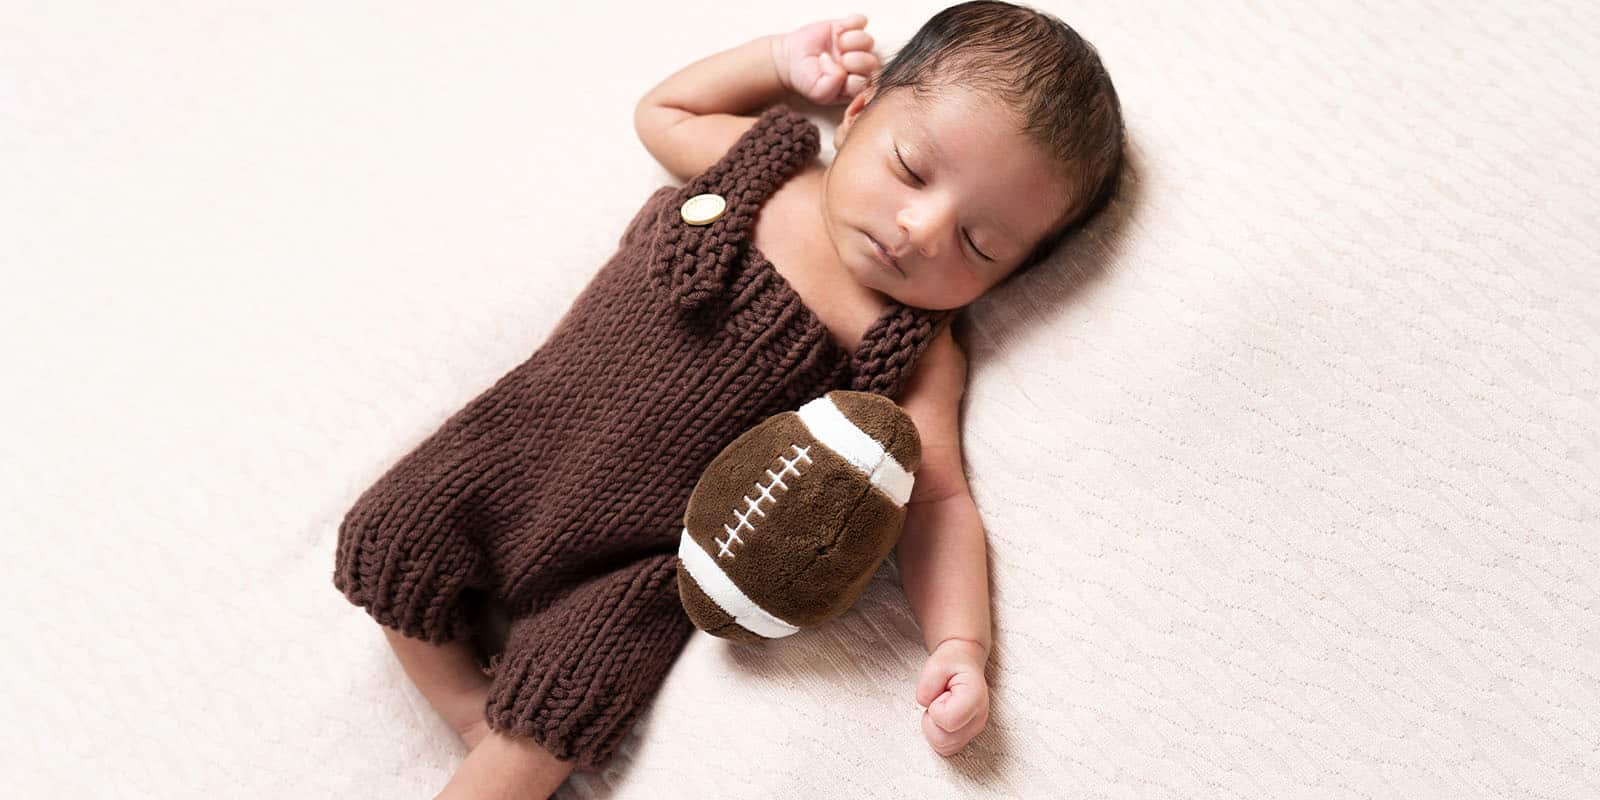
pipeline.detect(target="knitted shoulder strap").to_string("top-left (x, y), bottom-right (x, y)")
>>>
top-left (848, 304), bottom-right (958, 399)
top-left (646, 104), bottom-right (820, 315)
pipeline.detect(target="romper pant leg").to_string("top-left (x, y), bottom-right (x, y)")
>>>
top-left (333, 392), bottom-right (514, 644)
top-left (483, 552), bottom-right (695, 771)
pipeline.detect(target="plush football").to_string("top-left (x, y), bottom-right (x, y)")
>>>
top-left (674, 389), bottom-right (921, 642)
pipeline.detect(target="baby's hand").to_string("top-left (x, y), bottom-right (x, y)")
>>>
top-left (916, 638), bottom-right (991, 757)
top-left (774, 13), bottom-right (878, 106)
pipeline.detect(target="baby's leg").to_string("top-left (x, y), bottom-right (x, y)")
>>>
top-left (382, 627), bottom-right (492, 742)
top-left (437, 729), bottom-right (577, 799)
top-left (381, 589), bottom-right (516, 747)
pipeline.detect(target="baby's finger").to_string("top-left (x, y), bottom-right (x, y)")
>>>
top-left (844, 74), bottom-right (867, 97)
top-left (837, 12), bottom-right (868, 31)
top-left (916, 661), bottom-right (954, 709)
top-left (838, 49), bottom-right (876, 74)
top-left (814, 53), bottom-right (846, 97)
top-left (838, 29), bottom-right (874, 52)
top-left (929, 689), bottom-right (979, 732)
top-left (921, 704), bottom-right (988, 756)
top-left (819, 51), bottom-right (845, 77)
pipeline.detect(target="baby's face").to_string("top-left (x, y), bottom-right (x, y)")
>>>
top-left (822, 85), bottom-right (1072, 310)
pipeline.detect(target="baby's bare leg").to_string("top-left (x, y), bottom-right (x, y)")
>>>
top-left (436, 728), bottom-right (577, 799)
top-left (382, 627), bottom-right (492, 742)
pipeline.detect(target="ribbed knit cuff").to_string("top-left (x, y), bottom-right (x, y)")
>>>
top-left (481, 554), bottom-right (694, 771)
top-left (332, 476), bottom-right (488, 644)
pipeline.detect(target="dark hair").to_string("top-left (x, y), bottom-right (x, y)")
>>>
top-left (865, 1), bottom-right (1125, 276)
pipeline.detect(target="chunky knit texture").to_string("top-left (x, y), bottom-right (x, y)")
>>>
top-left (332, 105), bottom-right (954, 771)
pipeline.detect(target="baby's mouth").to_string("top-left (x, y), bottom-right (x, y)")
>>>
top-left (867, 233), bottom-right (904, 277)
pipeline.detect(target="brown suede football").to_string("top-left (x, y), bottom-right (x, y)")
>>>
top-left (675, 390), bottom-right (921, 641)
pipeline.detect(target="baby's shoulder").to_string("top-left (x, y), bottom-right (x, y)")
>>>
top-left (922, 327), bottom-right (967, 375)
top-left (900, 328), bottom-right (968, 410)
top-left (898, 327), bottom-right (970, 503)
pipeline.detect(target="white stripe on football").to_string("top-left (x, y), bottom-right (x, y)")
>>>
top-left (795, 394), bottom-right (913, 506)
top-left (678, 526), bottom-right (802, 638)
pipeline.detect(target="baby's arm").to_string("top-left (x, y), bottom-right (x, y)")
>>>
top-left (898, 334), bottom-right (992, 656)
top-left (900, 497), bottom-right (993, 657)
top-left (635, 14), bottom-right (877, 182)
top-left (895, 333), bottom-right (993, 756)
top-left (634, 31), bottom-right (789, 184)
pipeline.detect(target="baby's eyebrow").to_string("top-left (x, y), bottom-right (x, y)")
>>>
top-left (914, 121), bottom-right (1021, 258)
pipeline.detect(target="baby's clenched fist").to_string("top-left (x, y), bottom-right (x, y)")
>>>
top-left (916, 637), bottom-right (991, 757)
top-left (773, 13), bottom-right (878, 106)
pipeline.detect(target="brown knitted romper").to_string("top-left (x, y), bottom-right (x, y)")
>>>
top-left (332, 105), bottom-right (954, 771)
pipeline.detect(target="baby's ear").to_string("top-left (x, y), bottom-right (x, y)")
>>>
top-left (834, 87), bottom-right (875, 150)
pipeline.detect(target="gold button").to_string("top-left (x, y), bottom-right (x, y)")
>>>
top-left (680, 193), bottom-right (727, 226)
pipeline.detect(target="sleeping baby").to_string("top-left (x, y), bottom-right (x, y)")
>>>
top-left (331, 2), bottom-right (1124, 796)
